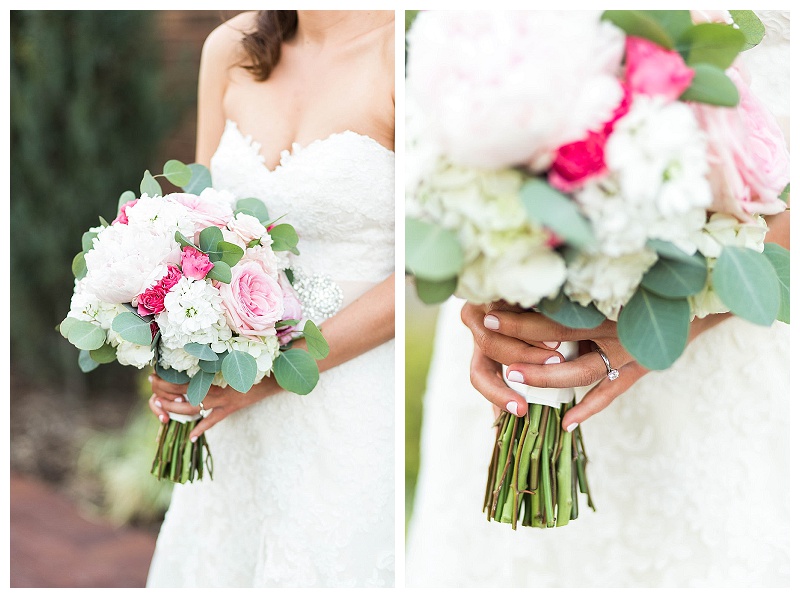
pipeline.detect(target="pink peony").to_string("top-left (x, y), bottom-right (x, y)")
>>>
top-left (692, 68), bottom-right (789, 219)
top-left (624, 37), bottom-right (695, 101)
top-left (137, 264), bottom-right (184, 316)
top-left (168, 192), bottom-right (234, 234)
top-left (180, 246), bottom-right (214, 280)
top-left (112, 199), bottom-right (139, 225)
top-left (219, 261), bottom-right (284, 338)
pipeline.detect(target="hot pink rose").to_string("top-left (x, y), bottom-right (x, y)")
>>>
top-left (112, 199), bottom-right (139, 225)
top-left (168, 192), bottom-right (234, 234)
top-left (692, 68), bottom-right (789, 219)
top-left (548, 130), bottom-right (608, 192)
top-left (180, 246), bottom-right (214, 280)
top-left (137, 264), bottom-right (184, 316)
top-left (276, 272), bottom-right (304, 344)
top-left (624, 37), bottom-right (695, 101)
top-left (219, 262), bottom-right (284, 338)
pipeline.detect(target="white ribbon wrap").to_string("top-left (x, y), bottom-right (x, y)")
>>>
top-left (502, 340), bottom-right (580, 408)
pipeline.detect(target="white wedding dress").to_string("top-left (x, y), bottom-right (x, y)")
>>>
top-left (406, 12), bottom-right (790, 588)
top-left (147, 121), bottom-right (395, 587)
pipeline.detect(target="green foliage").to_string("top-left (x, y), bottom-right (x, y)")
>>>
top-left (78, 349), bottom-right (100, 373)
top-left (763, 243), bottom-right (790, 324)
top-left (221, 350), bottom-right (258, 394)
top-left (68, 320), bottom-right (106, 351)
top-left (405, 10), bottom-right (420, 31)
top-left (235, 197), bottom-right (270, 224)
top-left (162, 159), bottom-right (192, 187)
top-left (640, 255), bottom-right (707, 298)
top-left (269, 223), bottom-right (300, 253)
top-left (199, 225), bottom-right (223, 253)
top-left (118, 190), bottom-right (136, 210)
top-left (183, 163), bottom-right (212, 194)
top-left (680, 63), bottom-right (739, 106)
top-left (140, 169), bottom-right (162, 197)
top-left (601, 10), bottom-right (679, 49)
top-left (539, 292), bottom-right (605, 329)
top-left (712, 246), bottom-right (780, 326)
top-left (154, 363), bottom-right (190, 384)
top-left (112, 312), bottom-right (152, 346)
top-left (779, 183), bottom-right (790, 202)
top-left (406, 218), bottom-right (463, 281)
top-left (71, 251), bottom-right (87, 279)
top-left (678, 23), bottom-right (744, 69)
top-left (729, 10), bottom-right (766, 50)
top-left (186, 369), bottom-right (214, 405)
top-left (11, 11), bottom-right (187, 384)
top-left (414, 277), bottom-right (458, 305)
top-left (273, 349), bottom-right (320, 395)
top-left (183, 342), bottom-right (217, 362)
top-left (206, 261), bottom-right (232, 284)
top-left (303, 320), bottom-right (330, 360)
top-left (520, 179), bottom-right (595, 250)
top-left (217, 241), bottom-right (244, 267)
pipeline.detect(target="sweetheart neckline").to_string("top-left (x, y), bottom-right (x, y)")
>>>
top-left (220, 119), bottom-right (395, 174)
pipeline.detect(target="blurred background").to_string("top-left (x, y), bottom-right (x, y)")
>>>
top-left (9, 10), bottom-right (242, 587)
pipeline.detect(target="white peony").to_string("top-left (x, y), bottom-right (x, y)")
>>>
top-left (156, 278), bottom-right (230, 349)
top-left (565, 249), bottom-right (658, 320)
top-left (158, 344), bottom-right (201, 377)
top-left (577, 96), bottom-right (712, 256)
top-left (124, 194), bottom-right (195, 238)
top-left (83, 221), bottom-right (181, 304)
top-left (406, 10), bottom-right (625, 170)
top-left (114, 340), bottom-right (154, 369)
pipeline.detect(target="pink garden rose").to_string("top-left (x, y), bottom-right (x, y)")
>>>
top-left (137, 264), bottom-right (183, 316)
top-left (692, 68), bottom-right (790, 219)
top-left (228, 213), bottom-right (267, 246)
top-left (168, 192), bottom-right (234, 235)
top-left (624, 37), bottom-right (695, 101)
top-left (219, 261), bottom-right (284, 338)
top-left (112, 199), bottom-right (139, 225)
top-left (180, 246), bottom-right (214, 280)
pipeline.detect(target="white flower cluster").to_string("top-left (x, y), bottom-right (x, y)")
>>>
top-left (155, 278), bottom-right (231, 349)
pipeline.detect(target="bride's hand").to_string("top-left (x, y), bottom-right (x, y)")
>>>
top-left (148, 373), bottom-right (281, 441)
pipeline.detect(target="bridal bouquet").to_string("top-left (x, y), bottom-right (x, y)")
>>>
top-left (60, 160), bottom-right (329, 483)
top-left (406, 10), bottom-right (790, 528)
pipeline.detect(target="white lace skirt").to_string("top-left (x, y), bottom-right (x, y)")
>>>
top-left (406, 298), bottom-right (789, 587)
top-left (147, 340), bottom-right (395, 588)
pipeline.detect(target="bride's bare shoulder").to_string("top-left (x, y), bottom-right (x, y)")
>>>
top-left (200, 11), bottom-right (258, 73)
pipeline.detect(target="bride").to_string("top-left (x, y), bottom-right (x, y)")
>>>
top-left (406, 10), bottom-right (789, 587)
top-left (146, 10), bottom-right (395, 587)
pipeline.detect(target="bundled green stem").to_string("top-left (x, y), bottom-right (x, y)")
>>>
top-left (483, 401), bottom-right (594, 529)
top-left (151, 419), bottom-right (213, 484)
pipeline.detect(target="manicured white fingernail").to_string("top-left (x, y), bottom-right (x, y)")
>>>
top-left (566, 422), bottom-right (578, 433)
top-left (484, 315), bottom-right (500, 330)
top-left (159, 415), bottom-right (167, 423)
top-left (155, 400), bottom-right (162, 408)
top-left (506, 401), bottom-right (519, 416)
top-left (545, 356), bottom-right (561, 365)
top-left (174, 396), bottom-right (183, 403)
top-left (190, 436), bottom-right (197, 443)
top-left (506, 370), bottom-right (524, 383)
top-left (543, 341), bottom-right (559, 349)
top-left (148, 374), bottom-right (154, 381)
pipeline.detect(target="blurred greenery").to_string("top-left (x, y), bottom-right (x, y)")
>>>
top-left (405, 282), bottom-right (439, 530)
top-left (10, 10), bottom-right (189, 389)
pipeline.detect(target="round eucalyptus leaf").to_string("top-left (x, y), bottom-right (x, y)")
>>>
top-left (641, 256), bottom-right (708, 298)
top-left (713, 246), bottom-right (779, 326)
top-left (163, 159), bottom-right (192, 187)
top-left (273, 349), bottom-right (320, 395)
top-left (186, 370), bottom-right (215, 406)
top-left (78, 350), bottom-right (100, 373)
top-left (183, 163), bottom-right (212, 194)
top-left (112, 312), bottom-right (153, 346)
top-left (415, 277), bottom-right (458, 305)
top-left (183, 342), bottom-right (218, 361)
top-left (68, 321), bottom-right (106, 351)
top-left (221, 350), bottom-right (258, 393)
top-left (302, 320), bottom-right (330, 360)
top-left (406, 218), bottom-right (463, 282)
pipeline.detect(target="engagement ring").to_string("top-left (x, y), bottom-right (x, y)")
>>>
top-left (198, 402), bottom-right (213, 418)
top-left (594, 347), bottom-right (619, 381)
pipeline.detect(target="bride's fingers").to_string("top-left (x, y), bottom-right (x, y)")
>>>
top-left (148, 394), bottom-right (169, 424)
top-left (561, 362), bottom-right (647, 430)
top-left (505, 350), bottom-right (615, 389)
top-left (462, 308), bottom-right (561, 364)
top-left (470, 345), bottom-right (529, 417)
top-left (484, 309), bottom-right (612, 344)
top-left (189, 408), bottom-right (223, 441)
top-left (157, 396), bottom-right (206, 416)
top-left (149, 374), bottom-right (189, 399)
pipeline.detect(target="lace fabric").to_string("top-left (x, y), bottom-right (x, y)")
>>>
top-left (406, 11), bottom-right (790, 588)
top-left (147, 123), bottom-right (395, 588)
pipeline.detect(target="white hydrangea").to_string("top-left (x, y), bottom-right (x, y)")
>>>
top-left (577, 96), bottom-right (712, 256)
top-left (565, 249), bottom-right (658, 320)
top-left (411, 162), bottom-right (566, 307)
top-left (158, 344), bottom-right (201, 378)
top-left (156, 278), bottom-right (230, 349)
top-left (124, 194), bottom-right (195, 238)
top-left (406, 10), bottom-right (625, 170)
top-left (67, 279), bottom-right (126, 329)
top-left (83, 221), bottom-right (180, 304)
top-left (209, 335), bottom-right (281, 387)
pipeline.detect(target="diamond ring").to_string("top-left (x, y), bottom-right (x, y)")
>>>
top-left (594, 347), bottom-right (619, 381)
top-left (198, 401), bottom-right (213, 418)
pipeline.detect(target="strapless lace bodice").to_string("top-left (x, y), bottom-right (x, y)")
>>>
top-left (211, 120), bottom-right (395, 282)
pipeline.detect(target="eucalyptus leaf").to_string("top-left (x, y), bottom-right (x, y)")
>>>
top-left (763, 243), bottom-right (790, 324)
top-left (72, 252), bottom-right (87, 280)
top-left (601, 10), bottom-right (674, 49)
top-left (163, 159), bottom-right (192, 187)
top-left (519, 179), bottom-right (595, 250)
top-left (118, 190), bottom-right (136, 211)
top-left (90, 343), bottom-right (117, 364)
top-left (59, 317), bottom-right (81, 338)
top-left (199, 226), bottom-right (223, 253)
top-left (415, 277), bottom-right (458, 305)
top-left (155, 363), bottom-right (191, 384)
top-left (779, 183), bottom-right (790, 203)
top-left (641, 256), bottom-right (708, 298)
top-left (285, 269), bottom-right (294, 285)
top-left (207, 261), bottom-right (232, 284)
top-left (217, 241), bottom-right (244, 267)
top-left (81, 231), bottom-right (98, 254)
top-left (273, 349), bottom-right (320, 395)
top-left (406, 217), bottom-right (463, 282)
top-left (679, 63), bottom-right (739, 106)
top-left (640, 10), bottom-right (692, 42)
top-left (67, 321), bottom-right (106, 351)
top-left (183, 163), bottom-right (212, 194)
top-left (712, 246), bottom-right (779, 326)
top-left (78, 350), bottom-right (100, 373)
top-left (678, 23), bottom-right (745, 69)
top-left (183, 342), bottom-right (218, 361)
top-left (140, 170), bottom-right (162, 197)
top-left (175, 230), bottom-right (196, 249)
top-left (276, 319), bottom-right (300, 328)
top-left (235, 197), bottom-right (270, 224)
top-left (269, 223), bottom-right (299, 253)
top-left (303, 320), bottom-right (330, 360)
top-left (729, 10), bottom-right (766, 50)
top-left (247, 238), bottom-right (261, 249)
top-left (538, 292), bottom-right (605, 329)
top-left (618, 288), bottom-right (690, 370)
top-left (186, 370), bottom-right (215, 406)
top-left (646, 239), bottom-right (705, 265)
top-left (221, 350), bottom-right (258, 393)
top-left (98, 216), bottom-right (110, 228)
top-left (199, 358), bottom-right (223, 374)
top-left (111, 312), bottom-right (153, 346)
